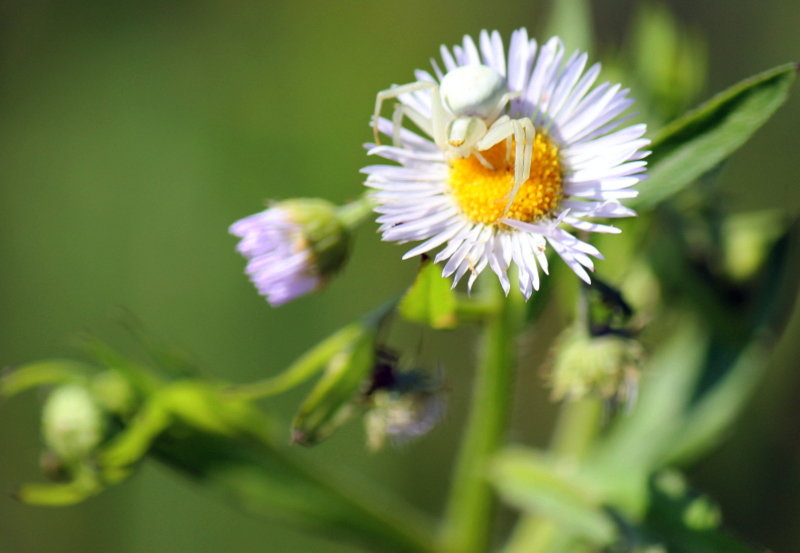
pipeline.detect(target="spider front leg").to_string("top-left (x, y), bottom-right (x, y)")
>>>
top-left (475, 115), bottom-right (513, 169)
top-left (390, 103), bottom-right (434, 148)
top-left (373, 81), bottom-right (438, 145)
top-left (503, 118), bottom-right (535, 216)
top-left (483, 91), bottom-right (521, 122)
top-left (476, 115), bottom-right (513, 151)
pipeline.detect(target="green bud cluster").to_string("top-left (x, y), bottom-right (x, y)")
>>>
top-left (550, 327), bottom-right (643, 402)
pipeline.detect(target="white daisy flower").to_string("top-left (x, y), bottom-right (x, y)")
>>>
top-left (230, 199), bottom-right (350, 306)
top-left (363, 29), bottom-right (649, 298)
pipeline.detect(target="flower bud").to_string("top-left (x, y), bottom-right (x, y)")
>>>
top-left (229, 198), bottom-right (353, 306)
top-left (42, 384), bottom-right (105, 462)
top-left (549, 327), bottom-right (642, 403)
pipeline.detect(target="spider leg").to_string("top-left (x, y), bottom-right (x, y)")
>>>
top-left (485, 90), bottom-right (521, 122)
top-left (472, 116), bottom-right (513, 170)
top-left (391, 103), bottom-right (435, 147)
top-left (429, 86), bottom-right (448, 149)
top-left (475, 115), bottom-right (513, 151)
top-left (472, 151), bottom-right (493, 169)
top-left (519, 117), bottom-right (535, 187)
top-left (373, 81), bottom-right (437, 145)
top-left (503, 118), bottom-right (535, 216)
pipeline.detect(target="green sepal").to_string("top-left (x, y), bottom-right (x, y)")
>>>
top-left (399, 259), bottom-right (458, 329)
top-left (635, 62), bottom-right (797, 208)
top-left (291, 323), bottom-right (376, 445)
top-left (280, 198), bottom-right (350, 279)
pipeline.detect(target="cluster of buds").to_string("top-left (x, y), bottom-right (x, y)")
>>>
top-left (549, 326), bottom-right (642, 403)
top-left (1, 360), bottom-right (139, 505)
top-left (548, 279), bottom-right (644, 405)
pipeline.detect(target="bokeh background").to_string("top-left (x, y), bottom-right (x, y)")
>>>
top-left (0, 0), bottom-right (798, 551)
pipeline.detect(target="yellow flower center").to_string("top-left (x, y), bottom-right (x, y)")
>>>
top-left (448, 133), bottom-right (563, 226)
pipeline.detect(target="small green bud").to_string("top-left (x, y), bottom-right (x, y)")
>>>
top-left (550, 327), bottom-right (642, 402)
top-left (42, 384), bottom-right (105, 462)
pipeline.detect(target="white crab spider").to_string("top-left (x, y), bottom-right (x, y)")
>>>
top-left (372, 64), bottom-right (536, 215)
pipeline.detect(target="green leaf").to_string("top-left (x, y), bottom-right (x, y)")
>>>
top-left (635, 63), bottom-right (797, 208)
top-left (399, 259), bottom-right (458, 329)
top-left (491, 447), bottom-right (616, 545)
top-left (591, 218), bottom-right (800, 489)
top-left (662, 221), bottom-right (800, 464)
top-left (1, 359), bottom-right (92, 397)
top-left (154, 427), bottom-right (436, 553)
top-left (588, 316), bottom-right (709, 511)
top-left (291, 324), bottom-right (376, 445)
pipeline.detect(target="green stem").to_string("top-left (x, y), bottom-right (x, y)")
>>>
top-left (439, 280), bottom-right (523, 553)
top-left (550, 397), bottom-right (604, 459)
top-left (225, 299), bottom-right (396, 401)
top-left (337, 194), bottom-right (375, 229)
top-left (224, 324), bottom-right (364, 401)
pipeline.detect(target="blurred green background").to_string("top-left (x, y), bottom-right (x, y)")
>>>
top-left (0, 0), bottom-right (798, 551)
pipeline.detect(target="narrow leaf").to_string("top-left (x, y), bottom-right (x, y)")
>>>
top-left (635, 63), bottom-right (797, 208)
top-left (491, 447), bottom-right (616, 545)
top-left (154, 430), bottom-right (436, 553)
